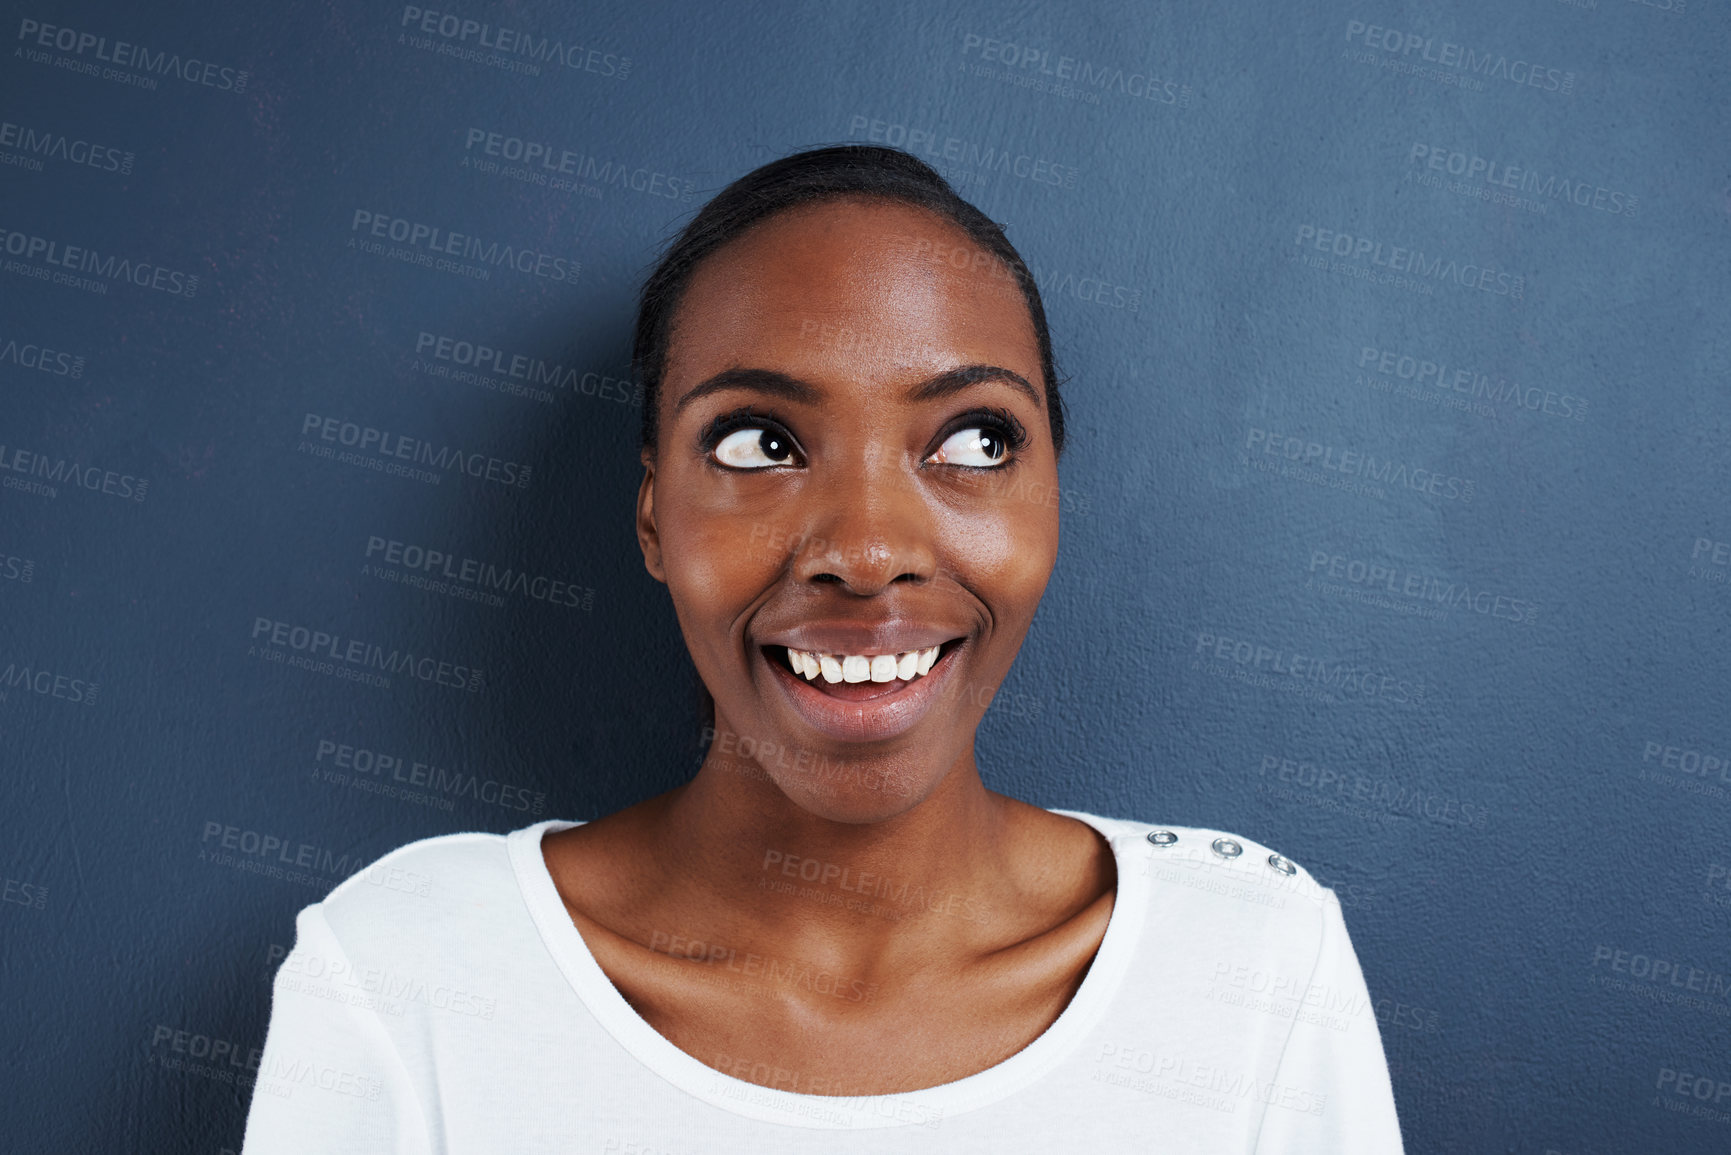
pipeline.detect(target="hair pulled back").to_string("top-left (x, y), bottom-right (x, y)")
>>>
top-left (631, 144), bottom-right (1066, 458)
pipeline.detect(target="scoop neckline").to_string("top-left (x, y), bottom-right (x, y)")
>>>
top-left (506, 808), bottom-right (1149, 1130)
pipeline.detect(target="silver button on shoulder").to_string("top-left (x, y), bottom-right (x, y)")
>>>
top-left (1267, 853), bottom-right (1297, 876)
top-left (1146, 830), bottom-right (1178, 847)
top-left (1211, 837), bottom-right (1243, 859)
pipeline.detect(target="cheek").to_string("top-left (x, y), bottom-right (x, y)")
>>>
top-left (936, 498), bottom-right (1058, 607)
top-left (658, 486), bottom-right (784, 620)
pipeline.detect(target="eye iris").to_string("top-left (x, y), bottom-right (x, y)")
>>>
top-left (758, 430), bottom-right (791, 462)
top-left (975, 431), bottom-right (1005, 460)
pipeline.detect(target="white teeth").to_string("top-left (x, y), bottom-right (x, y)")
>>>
top-left (783, 643), bottom-right (950, 686)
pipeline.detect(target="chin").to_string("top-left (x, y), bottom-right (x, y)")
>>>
top-left (768, 771), bottom-right (936, 826)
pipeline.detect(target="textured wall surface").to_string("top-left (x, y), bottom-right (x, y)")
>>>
top-left (3, 0), bottom-right (1728, 1150)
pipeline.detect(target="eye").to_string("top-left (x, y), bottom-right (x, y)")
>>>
top-left (712, 425), bottom-right (799, 469)
top-left (929, 427), bottom-right (1010, 467)
top-left (926, 409), bottom-right (1027, 469)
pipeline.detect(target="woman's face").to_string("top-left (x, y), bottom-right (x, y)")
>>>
top-left (638, 197), bottom-right (1061, 823)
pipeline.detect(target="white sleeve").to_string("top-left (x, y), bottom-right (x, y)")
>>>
top-left (1252, 896), bottom-right (1405, 1154)
top-left (241, 904), bottom-right (432, 1155)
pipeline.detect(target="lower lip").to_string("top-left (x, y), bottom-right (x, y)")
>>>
top-left (763, 643), bottom-right (964, 744)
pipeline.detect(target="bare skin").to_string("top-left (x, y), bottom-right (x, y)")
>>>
top-left (542, 197), bottom-right (1114, 1097)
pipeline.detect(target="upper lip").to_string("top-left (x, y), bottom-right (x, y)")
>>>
top-left (756, 621), bottom-right (966, 656)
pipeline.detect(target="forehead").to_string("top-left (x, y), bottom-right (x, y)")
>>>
top-left (665, 198), bottom-right (1042, 390)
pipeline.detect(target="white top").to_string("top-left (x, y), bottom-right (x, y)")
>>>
top-left (241, 811), bottom-right (1404, 1153)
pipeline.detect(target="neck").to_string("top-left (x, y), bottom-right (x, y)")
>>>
top-left (643, 736), bottom-right (1019, 963)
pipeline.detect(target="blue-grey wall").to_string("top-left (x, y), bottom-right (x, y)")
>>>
top-left (3, 1), bottom-right (1727, 1150)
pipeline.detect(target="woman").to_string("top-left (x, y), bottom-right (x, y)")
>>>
top-left (243, 146), bottom-right (1404, 1152)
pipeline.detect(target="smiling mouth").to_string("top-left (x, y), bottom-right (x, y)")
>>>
top-left (762, 640), bottom-right (964, 701)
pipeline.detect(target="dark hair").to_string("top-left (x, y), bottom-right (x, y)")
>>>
top-left (632, 144), bottom-right (1067, 459)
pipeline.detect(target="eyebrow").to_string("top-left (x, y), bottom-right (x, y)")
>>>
top-left (910, 364), bottom-right (1043, 410)
top-left (672, 363), bottom-right (1043, 416)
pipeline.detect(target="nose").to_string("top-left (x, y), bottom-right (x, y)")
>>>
top-left (791, 447), bottom-right (938, 595)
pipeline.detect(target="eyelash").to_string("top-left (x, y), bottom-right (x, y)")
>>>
top-left (699, 406), bottom-right (795, 459)
top-left (950, 407), bottom-right (1031, 462)
top-left (698, 406), bottom-right (1030, 469)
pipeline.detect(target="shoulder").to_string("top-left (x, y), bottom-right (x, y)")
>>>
top-left (1062, 810), bottom-right (1324, 886)
top-left (304, 821), bottom-right (559, 958)
top-left (1060, 809), bottom-right (1338, 944)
